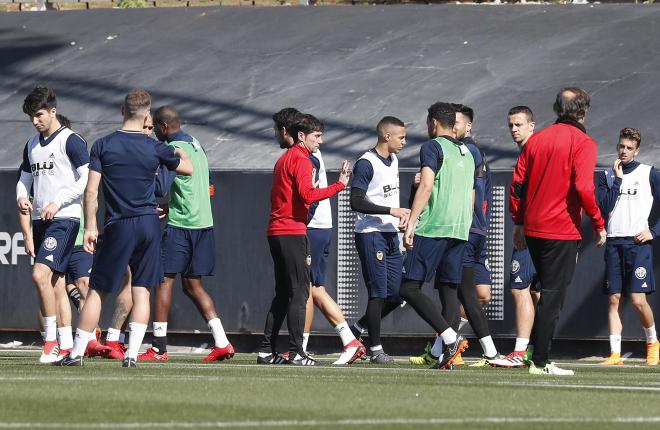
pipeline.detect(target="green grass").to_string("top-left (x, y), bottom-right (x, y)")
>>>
top-left (1, 350), bottom-right (660, 429)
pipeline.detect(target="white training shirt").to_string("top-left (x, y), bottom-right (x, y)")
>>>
top-left (354, 151), bottom-right (400, 233)
top-left (17, 128), bottom-right (89, 221)
top-left (308, 150), bottom-right (333, 229)
top-left (607, 163), bottom-right (654, 237)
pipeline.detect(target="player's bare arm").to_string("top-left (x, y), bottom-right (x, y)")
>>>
top-left (83, 171), bottom-right (101, 254)
top-left (17, 208), bottom-right (35, 258)
top-left (404, 166), bottom-right (434, 249)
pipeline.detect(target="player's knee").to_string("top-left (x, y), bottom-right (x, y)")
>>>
top-left (630, 294), bottom-right (648, 311)
top-left (608, 294), bottom-right (621, 307)
top-left (32, 266), bottom-right (51, 289)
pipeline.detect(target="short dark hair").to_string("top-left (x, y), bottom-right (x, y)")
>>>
top-left (451, 103), bottom-right (474, 122)
top-left (272, 108), bottom-right (301, 132)
top-left (376, 116), bottom-right (405, 137)
top-left (289, 113), bottom-right (324, 142)
top-left (427, 102), bottom-right (456, 129)
top-left (154, 105), bottom-right (180, 128)
top-left (23, 86), bottom-right (57, 116)
top-left (553, 87), bottom-right (590, 121)
top-left (619, 127), bottom-right (642, 148)
top-left (508, 106), bottom-right (534, 122)
top-left (56, 114), bottom-right (71, 129)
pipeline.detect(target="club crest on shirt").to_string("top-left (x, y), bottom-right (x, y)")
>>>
top-left (43, 237), bottom-right (57, 251)
top-left (376, 251), bottom-right (384, 261)
top-left (511, 260), bottom-right (520, 274)
top-left (635, 267), bottom-right (647, 280)
top-left (306, 255), bottom-right (312, 266)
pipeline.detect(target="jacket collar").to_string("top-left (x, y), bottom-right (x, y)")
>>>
top-left (555, 117), bottom-right (586, 134)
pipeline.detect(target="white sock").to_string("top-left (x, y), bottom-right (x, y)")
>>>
top-left (208, 318), bottom-right (229, 348)
top-left (479, 335), bottom-right (498, 358)
top-left (71, 328), bottom-right (93, 358)
top-left (153, 321), bottom-right (168, 338)
top-left (353, 322), bottom-right (365, 334)
top-left (514, 337), bottom-right (529, 352)
top-left (439, 328), bottom-right (457, 345)
top-left (43, 316), bottom-right (57, 342)
top-left (126, 322), bottom-right (148, 360)
top-left (430, 336), bottom-right (443, 358)
top-left (609, 335), bottom-right (622, 354)
top-left (643, 325), bottom-right (657, 344)
top-left (302, 332), bottom-right (310, 352)
top-left (106, 328), bottom-right (121, 342)
top-left (370, 345), bottom-right (383, 354)
top-left (57, 326), bottom-right (73, 350)
top-left (335, 321), bottom-right (356, 347)
top-left (458, 318), bottom-right (469, 332)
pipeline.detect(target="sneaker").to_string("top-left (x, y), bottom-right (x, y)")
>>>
top-left (57, 348), bottom-right (72, 361)
top-left (85, 340), bottom-right (111, 358)
top-left (103, 341), bottom-right (126, 360)
top-left (646, 341), bottom-right (660, 366)
top-left (56, 354), bottom-right (83, 367)
top-left (332, 339), bottom-right (366, 365)
top-left (202, 344), bottom-right (235, 362)
top-left (256, 352), bottom-right (288, 364)
top-left (122, 357), bottom-right (137, 368)
top-left (600, 353), bottom-right (624, 366)
top-left (454, 353), bottom-right (465, 366)
top-left (523, 345), bottom-right (534, 366)
top-left (409, 342), bottom-right (438, 366)
top-left (288, 354), bottom-right (320, 366)
top-left (528, 361), bottom-right (574, 376)
top-left (39, 340), bottom-right (60, 364)
top-left (490, 350), bottom-right (527, 368)
top-left (370, 351), bottom-right (397, 365)
top-left (469, 353), bottom-right (501, 367)
top-left (137, 347), bottom-right (168, 362)
top-left (432, 336), bottom-right (468, 370)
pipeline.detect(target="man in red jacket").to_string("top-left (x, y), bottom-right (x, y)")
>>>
top-left (258, 113), bottom-right (351, 366)
top-left (510, 87), bottom-right (606, 376)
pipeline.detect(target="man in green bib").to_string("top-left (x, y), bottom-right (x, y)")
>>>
top-left (401, 102), bottom-right (475, 370)
top-left (138, 105), bottom-right (234, 363)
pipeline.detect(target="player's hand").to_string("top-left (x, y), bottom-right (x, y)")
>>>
top-left (157, 203), bottom-right (169, 220)
top-left (40, 202), bottom-right (60, 221)
top-left (634, 228), bottom-right (653, 244)
top-left (83, 229), bottom-right (98, 254)
top-left (413, 172), bottom-right (421, 188)
top-left (595, 229), bottom-right (607, 247)
top-left (338, 160), bottom-right (351, 186)
top-left (613, 159), bottom-right (623, 179)
top-left (404, 225), bottom-right (415, 250)
top-left (513, 225), bottom-right (527, 251)
top-left (17, 197), bottom-right (32, 215)
top-left (311, 168), bottom-right (320, 188)
top-left (390, 207), bottom-right (411, 231)
top-left (23, 236), bottom-right (35, 258)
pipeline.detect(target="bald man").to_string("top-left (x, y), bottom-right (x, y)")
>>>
top-left (138, 105), bottom-right (235, 363)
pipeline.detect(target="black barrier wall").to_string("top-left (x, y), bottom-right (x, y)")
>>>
top-left (0, 170), bottom-right (658, 340)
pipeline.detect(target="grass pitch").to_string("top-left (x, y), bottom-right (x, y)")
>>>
top-left (1, 350), bottom-right (660, 429)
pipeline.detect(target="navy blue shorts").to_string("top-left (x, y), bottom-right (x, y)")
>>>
top-left (90, 215), bottom-right (163, 293)
top-left (162, 225), bottom-right (215, 277)
top-left (509, 248), bottom-right (539, 291)
top-left (403, 235), bottom-right (466, 284)
top-left (66, 245), bottom-right (93, 284)
top-left (355, 232), bottom-right (403, 301)
top-left (308, 228), bottom-right (332, 286)
top-left (32, 219), bottom-right (79, 274)
top-left (463, 233), bottom-right (491, 285)
top-left (604, 240), bottom-right (655, 294)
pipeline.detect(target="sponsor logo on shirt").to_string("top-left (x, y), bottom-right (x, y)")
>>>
top-left (31, 161), bottom-right (55, 176)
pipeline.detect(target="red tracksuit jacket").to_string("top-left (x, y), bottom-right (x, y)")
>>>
top-left (268, 144), bottom-right (344, 236)
top-left (510, 120), bottom-right (605, 240)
